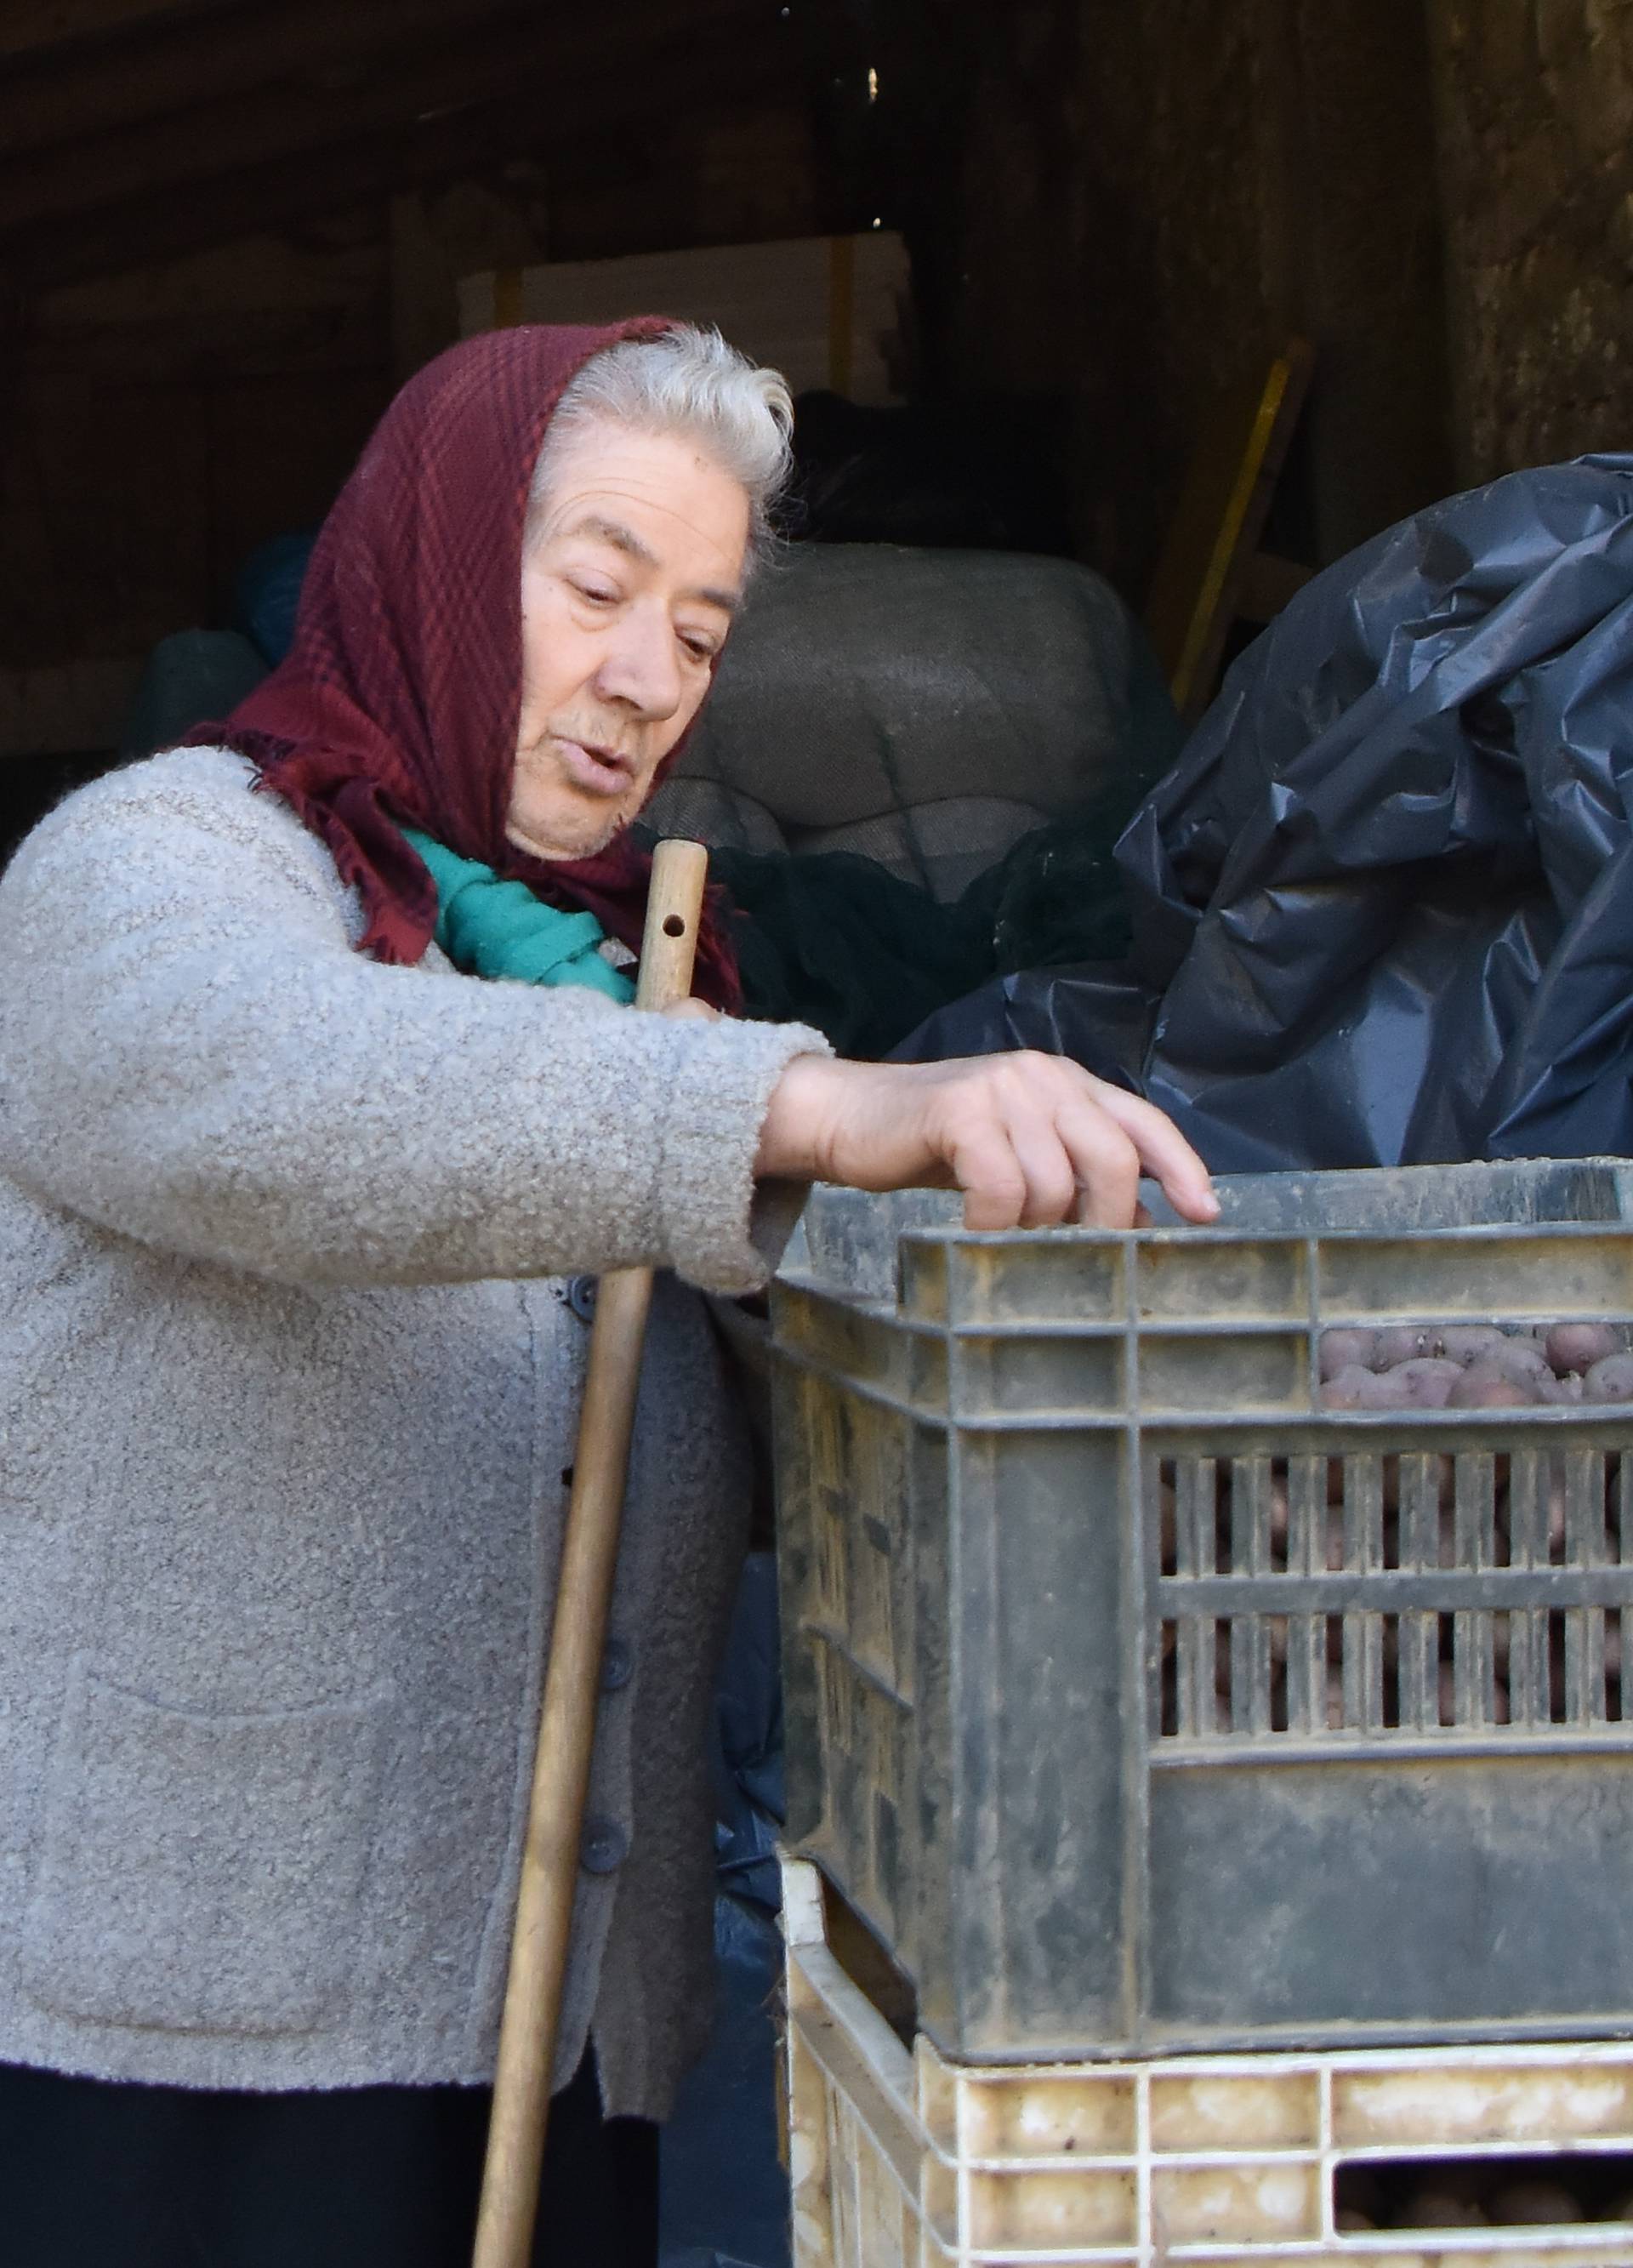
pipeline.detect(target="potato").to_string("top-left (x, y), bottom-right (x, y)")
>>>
top-left (1320, 1365), bottom-right (1388, 1410)
top-left (1448, 1360), bottom-right (1544, 1408)
top-left (1318, 1326), bottom-right (1376, 1380)
top-left (1372, 1325), bottom-right (1440, 1368)
top-left (1488, 2178), bottom-right (1582, 2226)
top-left (1334, 2208), bottom-right (1376, 2233)
top-left (1351, 1366), bottom-right (1434, 1408)
top-left (1441, 1661), bottom-right (1513, 1724)
top-left (1399, 2186), bottom-right (1486, 2227)
top-left (1539, 1370), bottom-right (1585, 1405)
top-left (1546, 1321), bottom-right (1621, 1376)
top-left (1547, 1462), bottom-right (1568, 1553)
top-left (1389, 1357), bottom-right (1464, 1408)
top-left (1268, 1472), bottom-right (1290, 1562)
top-left (1438, 1324), bottom-right (1510, 1365)
top-left (1585, 1353), bottom-right (1633, 1405)
top-left (1492, 1336), bottom-right (1554, 1379)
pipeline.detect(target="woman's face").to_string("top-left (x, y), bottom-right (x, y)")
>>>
top-left (508, 420), bottom-right (750, 862)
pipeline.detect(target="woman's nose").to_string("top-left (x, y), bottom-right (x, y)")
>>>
top-left (595, 607), bottom-right (682, 720)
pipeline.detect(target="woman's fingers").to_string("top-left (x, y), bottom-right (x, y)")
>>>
top-left (946, 1120), bottom-right (1030, 1231)
top-left (1082, 1078), bottom-right (1219, 1223)
top-left (934, 1057), bottom-right (1215, 1232)
top-left (942, 1066), bottom-right (1137, 1230)
top-left (1053, 1100), bottom-right (1142, 1228)
top-left (754, 1050), bottom-right (1218, 1234)
top-left (1006, 1115), bottom-right (1083, 1228)
top-left (661, 996), bottom-right (720, 1022)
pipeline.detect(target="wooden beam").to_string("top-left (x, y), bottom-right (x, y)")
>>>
top-left (0, 13), bottom-right (551, 232)
top-left (2, 0), bottom-right (520, 157)
top-left (6, 34), bottom-right (797, 292)
top-left (0, 0), bottom-right (237, 63)
top-left (0, 0), bottom-right (780, 233)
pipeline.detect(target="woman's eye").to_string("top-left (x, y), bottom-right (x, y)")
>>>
top-left (572, 580), bottom-right (617, 606)
top-left (680, 633), bottom-right (718, 662)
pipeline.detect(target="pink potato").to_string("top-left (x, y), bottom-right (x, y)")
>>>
top-left (1388, 1358), bottom-right (1463, 1408)
top-left (1400, 2189), bottom-right (1487, 2228)
top-left (1318, 1327), bottom-right (1377, 1380)
top-left (1492, 1335), bottom-right (1553, 1378)
top-left (1268, 1473), bottom-right (1289, 1561)
top-left (1438, 1325), bottom-right (1511, 1366)
top-left (1357, 1367), bottom-right (1429, 1408)
top-left (1371, 1325), bottom-right (1440, 1368)
top-left (1448, 1361), bottom-right (1544, 1409)
top-left (1488, 2179), bottom-right (1582, 2226)
top-left (1585, 1353), bottom-right (1633, 1405)
top-left (1320, 1365), bottom-right (1389, 1410)
top-left (1539, 1370), bottom-right (1585, 1405)
top-left (1545, 1321), bottom-right (1622, 1377)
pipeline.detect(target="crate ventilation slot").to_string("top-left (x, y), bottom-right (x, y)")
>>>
top-left (1154, 1450), bottom-right (1633, 1740)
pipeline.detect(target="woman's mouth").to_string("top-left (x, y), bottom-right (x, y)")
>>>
top-left (554, 737), bottom-right (635, 799)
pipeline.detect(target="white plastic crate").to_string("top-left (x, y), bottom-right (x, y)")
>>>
top-left (782, 1858), bottom-right (1633, 2266)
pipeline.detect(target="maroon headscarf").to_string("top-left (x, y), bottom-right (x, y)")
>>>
top-left (184, 320), bottom-right (743, 1010)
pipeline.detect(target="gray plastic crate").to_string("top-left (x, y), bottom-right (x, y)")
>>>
top-left (771, 1160), bottom-right (1633, 2065)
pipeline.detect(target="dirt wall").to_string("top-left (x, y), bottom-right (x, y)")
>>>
top-left (1430, 0), bottom-right (1633, 483)
top-left (922, 0), bottom-right (1453, 590)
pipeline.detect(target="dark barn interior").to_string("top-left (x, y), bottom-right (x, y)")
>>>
top-left (8, 1), bottom-right (1632, 835)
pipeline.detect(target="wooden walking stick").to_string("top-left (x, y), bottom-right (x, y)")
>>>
top-left (473, 837), bottom-right (711, 2268)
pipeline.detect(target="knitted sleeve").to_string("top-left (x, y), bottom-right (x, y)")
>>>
top-left (0, 750), bottom-right (828, 1292)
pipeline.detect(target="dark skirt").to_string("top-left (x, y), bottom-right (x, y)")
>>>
top-left (0, 2051), bottom-right (657, 2268)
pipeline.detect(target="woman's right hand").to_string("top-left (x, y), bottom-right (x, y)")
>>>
top-left (755, 1051), bottom-right (1218, 1232)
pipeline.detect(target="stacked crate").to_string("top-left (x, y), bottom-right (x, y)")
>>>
top-left (770, 1165), bottom-right (1633, 2263)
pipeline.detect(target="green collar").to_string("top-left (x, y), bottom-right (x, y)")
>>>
top-left (403, 829), bottom-right (634, 1002)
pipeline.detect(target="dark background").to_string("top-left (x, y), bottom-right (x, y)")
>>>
top-left (0, 1), bottom-right (1619, 793)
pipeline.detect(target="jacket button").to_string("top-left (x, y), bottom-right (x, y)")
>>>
top-left (580, 1817), bottom-right (628, 1875)
top-left (600, 1638), bottom-right (634, 1693)
top-left (566, 1275), bottom-right (597, 1325)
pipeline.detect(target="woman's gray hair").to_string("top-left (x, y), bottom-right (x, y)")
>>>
top-left (528, 324), bottom-right (794, 565)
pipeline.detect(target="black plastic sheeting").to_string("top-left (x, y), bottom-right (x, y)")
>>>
top-left (896, 457), bottom-right (1633, 1170)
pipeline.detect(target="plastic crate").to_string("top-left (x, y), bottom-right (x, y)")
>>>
top-left (782, 1856), bottom-right (1633, 2267)
top-left (770, 1163), bottom-right (1633, 2063)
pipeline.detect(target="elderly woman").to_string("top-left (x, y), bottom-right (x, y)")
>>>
top-left (0, 320), bottom-right (1215, 2267)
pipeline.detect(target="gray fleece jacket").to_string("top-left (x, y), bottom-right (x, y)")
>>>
top-left (0, 746), bottom-right (824, 2116)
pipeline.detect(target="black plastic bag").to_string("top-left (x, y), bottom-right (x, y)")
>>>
top-left (897, 456), bottom-right (1633, 1168)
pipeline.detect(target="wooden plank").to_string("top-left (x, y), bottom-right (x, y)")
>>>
top-left (0, 0), bottom-right (768, 180)
top-left (41, 221), bottom-right (386, 326)
top-left (0, 13), bottom-right (561, 231)
top-left (4, 32), bottom-right (789, 288)
top-left (26, 301), bottom-right (386, 383)
top-left (1143, 339), bottom-right (1315, 724)
top-left (0, 0), bottom-right (237, 63)
top-left (0, 0), bottom-right (519, 157)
